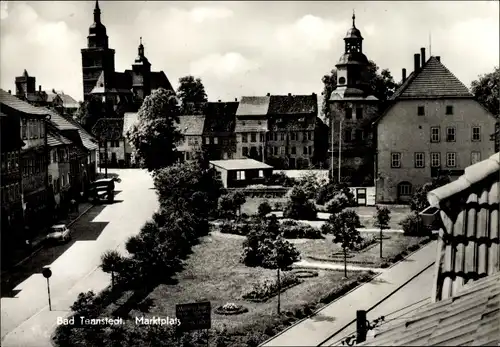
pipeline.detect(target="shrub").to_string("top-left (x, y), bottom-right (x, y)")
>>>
top-left (400, 212), bottom-right (427, 235)
top-left (283, 187), bottom-right (317, 221)
top-left (325, 193), bottom-right (350, 214)
top-left (266, 171), bottom-right (296, 187)
top-left (351, 235), bottom-right (377, 252)
top-left (380, 262), bottom-right (390, 268)
top-left (316, 182), bottom-right (356, 206)
top-left (257, 201), bottom-right (272, 217)
top-left (408, 244), bottom-right (420, 252)
top-left (242, 272), bottom-right (300, 301)
top-left (280, 224), bottom-right (323, 239)
top-left (273, 201), bottom-right (285, 211)
top-left (281, 219), bottom-right (299, 227)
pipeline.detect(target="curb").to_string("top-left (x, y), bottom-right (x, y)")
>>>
top-left (258, 240), bottom-right (436, 347)
top-left (1, 204), bottom-right (94, 275)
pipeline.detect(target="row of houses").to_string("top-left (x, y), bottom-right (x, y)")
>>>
top-left (0, 89), bottom-right (98, 255)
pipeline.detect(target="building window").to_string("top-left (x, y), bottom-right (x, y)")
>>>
top-left (355, 130), bottom-right (363, 141)
top-left (446, 127), bottom-right (456, 142)
top-left (339, 77), bottom-right (346, 84)
top-left (214, 137), bottom-right (219, 145)
top-left (280, 133), bottom-right (285, 141)
top-left (303, 146), bottom-right (308, 155)
top-left (272, 132), bottom-right (277, 141)
top-left (344, 130), bottom-right (352, 142)
top-left (345, 108), bottom-right (353, 119)
top-left (291, 132), bottom-right (297, 141)
top-left (40, 121), bottom-right (45, 138)
top-left (391, 152), bottom-right (401, 168)
top-left (242, 133), bottom-right (248, 143)
top-left (53, 150), bottom-right (57, 163)
top-left (398, 182), bottom-right (412, 196)
top-left (258, 170), bottom-right (264, 178)
top-left (430, 126), bottom-right (440, 143)
top-left (242, 147), bottom-right (248, 156)
top-left (280, 146), bottom-right (285, 155)
top-left (446, 105), bottom-right (454, 115)
top-left (222, 138), bottom-right (228, 146)
top-left (194, 138), bottom-right (199, 145)
top-left (356, 108), bottom-right (363, 119)
top-left (446, 152), bottom-right (456, 168)
top-left (273, 147), bottom-right (278, 155)
top-left (205, 137), bottom-right (209, 145)
top-left (21, 119), bottom-right (27, 139)
top-left (291, 146), bottom-right (296, 154)
top-left (414, 152), bottom-right (425, 168)
top-left (260, 134), bottom-right (264, 142)
top-left (431, 152), bottom-right (440, 167)
top-left (417, 106), bottom-right (425, 116)
top-left (471, 151), bottom-right (481, 164)
top-left (236, 171), bottom-right (246, 180)
top-left (309, 146), bottom-right (313, 155)
top-left (251, 133), bottom-right (256, 142)
top-left (308, 131), bottom-right (313, 140)
top-left (472, 126), bottom-right (481, 141)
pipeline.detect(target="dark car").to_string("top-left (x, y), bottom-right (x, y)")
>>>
top-left (89, 178), bottom-right (115, 204)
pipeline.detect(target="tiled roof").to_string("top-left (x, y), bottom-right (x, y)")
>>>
top-left (234, 119), bottom-right (268, 133)
top-left (47, 129), bottom-right (73, 147)
top-left (43, 108), bottom-right (79, 130)
top-left (113, 72), bottom-right (133, 93)
top-left (151, 71), bottom-right (174, 92)
top-left (236, 96), bottom-right (270, 117)
top-left (60, 115), bottom-right (98, 151)
top-left (268, 94), bottom-right (318, 115)
top-left (359, 271), bottom-right (500, 346)
top-left (210, 158), bottom-right (273, 170)
top-left (270, 117), bottom-right (315, 131)
top-left (391, 56), bottom-right (473, 99)
top-left (426, 152), bottom-right (500, 301)
top-left (58, 93), bottom-right (80, 108)
top-left (123, 112), bottom-right (139, 137)
top-left (176, 115), bottom-right (205, 136)
top-left (0, 89), bottom-right (50, 116)
top-left (203, 101), bottom-right (238, 135)
top-left (92, 118), bottom-right (124, 141)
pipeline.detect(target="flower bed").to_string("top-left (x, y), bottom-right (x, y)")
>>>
top-left (280, 222), bottom-right (323, 239)
top-left (215, 302), bottom-right (249, 315)
top-left (242, 272), bottom-right (302, 302)
top-left (292, 269), bottom-right (319, 278)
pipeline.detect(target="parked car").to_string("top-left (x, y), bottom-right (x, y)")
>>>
top-left (89, 178), bottom-right (115, 204)
top-left (46, 224), bottom-right (72, 243)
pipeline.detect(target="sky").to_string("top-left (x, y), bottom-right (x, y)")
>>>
top-left (1, 1), bottom-right (498, 103)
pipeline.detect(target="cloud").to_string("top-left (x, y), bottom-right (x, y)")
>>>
top-left (189, 52), bottom-right (259, 79)
top-left (189, 7), bottom-right (233, 23)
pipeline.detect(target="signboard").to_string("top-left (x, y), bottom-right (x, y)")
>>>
top-left (176, 301), bottom-right (211, 331)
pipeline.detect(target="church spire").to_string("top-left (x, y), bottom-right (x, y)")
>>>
top-left (94, 0), bottom-right (101, 23)
top-left (352, 10), bottom-right (356, 27)
top-left (138, 37), bottom-right (144, 57)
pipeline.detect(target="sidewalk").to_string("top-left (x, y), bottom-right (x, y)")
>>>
top-left (1, 201), bottom-right (94, 276)
top-left (260, 240), bottom-right (437, 347)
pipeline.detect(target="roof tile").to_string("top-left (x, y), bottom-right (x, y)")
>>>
top-left (176, 115), bottom-right (205, 136)
top-left (203, 101), bottom-right (238, 135)
top-left (268, 94), bottom-right (317, 115)
top-left (0, 89), bottom-right (50, 116)
top-left (236, 96), bottom-right (270, 116)
top-left (234, 119), bottom-right (268, 133)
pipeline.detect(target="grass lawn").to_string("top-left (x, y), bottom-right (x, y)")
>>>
top-left (241, 197), bottom-right (287, 216)
top-left (295, 232), bottom-right (427, 267)
top-left (137, 233), bottom-right (370, 331)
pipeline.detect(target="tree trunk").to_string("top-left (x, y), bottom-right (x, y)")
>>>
top-left (379, 228), bottom-right (383, 258)
top-left (104, 140), bottom-right (108, 178)
top-left (111, 271), bottom-right (115, 290)
top-left (277, 268), bottom-right (281, 314)
top-left (343, 248), bottom-right (347, 278)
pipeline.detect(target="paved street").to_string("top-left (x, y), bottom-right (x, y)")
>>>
top-left (1, 169), bottom-right (158, 347)
top-left (260, 240), bottom-right (437, 347)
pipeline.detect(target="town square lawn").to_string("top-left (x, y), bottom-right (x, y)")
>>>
top-left (143, 233), bottom-right (370, 331)
top-left (294, 232), bottom-right (427, 267)
top-left (353, 205), bottom-right (411, 229)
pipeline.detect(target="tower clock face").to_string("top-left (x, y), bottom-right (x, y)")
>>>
top-left (339, 77), bottom-right (346, 85)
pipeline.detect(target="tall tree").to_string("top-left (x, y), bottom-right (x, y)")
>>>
top-left (321, 61), bottom-right (400, 118)
top-left (471, 67), bottom-right (500, 117)
top-left (73, 96), bottom-right (106, 133)
top-left (126, 88), bottom-right (182, 172)
top-left (177, 75), bottom-right (208, 115)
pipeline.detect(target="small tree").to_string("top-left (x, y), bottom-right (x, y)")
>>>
top-left (373, 206), bottom-right (391, 258)
top-left (232, 191), bottom-right (246, 217)
top-left (325, 192), bottom-right (350, 214)
top-left (257, 200), bottom-right (272, 218)
top-left (283, 186), bottom-right (317, 221)
top-left (219, 193), bottom-right (236, 219)
top-left (410, 175), bottom-right (450, 212)
top-left (100, 250), bottom-right (124, 290)
top-left (322, 210), bottom-right (362, 277)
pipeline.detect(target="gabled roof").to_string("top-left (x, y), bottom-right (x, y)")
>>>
top-left (92, 118), bottom-right (125, 141)
top-left (359, 271), bottom-right (500, 346)
top-left (151, 71), bottom-right (174, 92)
top-left (123, 112), bottom-right (139, 137)
top-left (176, 115), bottom-right (205, 136)
top-left (58, 93), bottom-right (79, 108)
top-left (236, 96), bottom-right (270, 117)
top-left (59, 115), bottom-right (98, 151)
top-left (268, 94), bottom-right (317, 115)
top-left (113, 72), bottom-right (133, 94)
top-left (43, 108), bottom-right (79, 131)
top-left (426, 152), bottom-right (499, 302)
top-left (47, 129), bottom-right (73, 147)
top-left (210, 158), bottom-right (273, 170)
top-left (234, 118), bottom-right (268, 133)
top-left (0, 89), bottom-right (49, 116)
top-left (391, 56), bottom-right (473, 100)
top-left (203, 101), bottom-right (238, 135)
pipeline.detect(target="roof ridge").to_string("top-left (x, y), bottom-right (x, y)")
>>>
top-left (427, 152), bottom-right (500, 207)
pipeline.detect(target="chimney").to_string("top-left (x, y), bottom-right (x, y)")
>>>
top-left (356, 310), bottom-right (368, 343)
top-left (436, 56), bottom-right (441, 62)
top-left (420, 47), bottom-right (426, 67)
top-left (288, 93), bottom-right (292, 96)
top-left (414, 53), bottom-right (421, 72)
top-left (218, 100), bottom-right (221, 102)
top-left (234, 98), bottom-right (237, 102)
top-left (312, 92), bottom-right (316, 96)
top-left (402, 68), bottom-right (407, 83)
top-left (266, 93), bottom-right (270, 96)
top-left (8, 90), bottom-right (11, 94)
top-left (39, 85), bottom-right (42, 92)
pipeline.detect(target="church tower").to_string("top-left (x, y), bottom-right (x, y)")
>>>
top-left (81, 0), bottom-right (116, 100)
top-left (131, 38), bottom-right (152, 102)
top-left (328, 12), bottom-right (380, 187)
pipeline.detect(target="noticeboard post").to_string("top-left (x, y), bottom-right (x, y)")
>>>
top-left (175, 301), bottom-right (211, 332)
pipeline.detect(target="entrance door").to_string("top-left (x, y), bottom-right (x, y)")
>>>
top-left (356, 188), bottom-right (367, 206)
